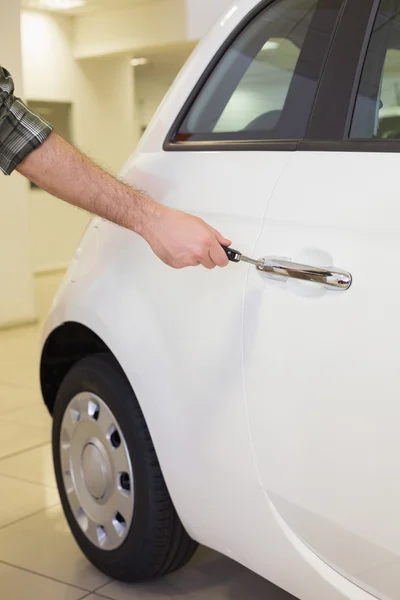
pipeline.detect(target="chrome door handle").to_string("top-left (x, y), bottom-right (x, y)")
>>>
top-left (257, 258), bottom-right (352, 291)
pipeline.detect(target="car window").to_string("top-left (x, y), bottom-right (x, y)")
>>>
top-left (351, 0), bottom-right (400, 139)
top-left (173, 0), bottom-right (342, 143)
top-left (212, 37), bottom-right (300, 133)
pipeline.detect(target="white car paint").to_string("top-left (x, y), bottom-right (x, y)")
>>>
top-left (245, 149), bottom-right (400, 599)
top-left (42, 1), bottom-right (399, 599)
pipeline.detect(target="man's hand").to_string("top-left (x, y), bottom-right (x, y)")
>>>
top-left (17, 132), bottom-right (232, 269)
top-left (141, 204), bottom-right (231, 269)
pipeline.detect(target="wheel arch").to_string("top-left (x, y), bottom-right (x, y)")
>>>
top-left (40, 316), bottom-right (212, 549)
top-left (40, 321), bottom-right (115, 414)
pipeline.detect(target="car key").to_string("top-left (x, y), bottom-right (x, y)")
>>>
top-left (222, 246), bottom-right (264, 268)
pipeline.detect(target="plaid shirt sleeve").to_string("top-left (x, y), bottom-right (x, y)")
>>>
top-left (0, 66), bottom-right (53, 175)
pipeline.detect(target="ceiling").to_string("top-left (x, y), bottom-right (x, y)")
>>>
top-left (22, 0), bottom-right (155, 15)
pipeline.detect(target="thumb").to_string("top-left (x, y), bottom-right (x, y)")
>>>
top-left (210, 227), bottom-right (232, 247)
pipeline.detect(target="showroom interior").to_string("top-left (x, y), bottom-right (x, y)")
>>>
top-left (0, 0), bottom-right (293, 598)
top-left (8, 0), bottom-right (400, 598)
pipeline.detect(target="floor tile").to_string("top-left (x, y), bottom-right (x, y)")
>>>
top-left (0, 328), bottom-right (40, 389)
top-left (96, 580), bottom-right (181, 600)
top-left (0, 402), bottom-right (51, 428)
top-left (0, 505), bottom-right (110, 591)
top-left (0, 384), bottom-right (41, 414)
top-left (0, 443), bottom-right (56, 487)
top-left (0, 474), bottom-right (59, 528)
top-left (0, 418), bottom-right (50, 459)
top-left (97, 548), bottom-right (292, 600)
top-left (0, 562), bottom-right (86, 600)
top-left (0, 368), bottom-right (39, 390)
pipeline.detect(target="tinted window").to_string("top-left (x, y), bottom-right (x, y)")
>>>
top-left (351, 0), bottom-right (400, 139)
top-left (173, 0), bottom-right (341, 144)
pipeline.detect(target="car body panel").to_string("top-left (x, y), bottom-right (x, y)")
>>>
top-left (41, 0), bottom-right (400, 599)
top-left (42, 221), bottom-right (378, 600)
top-left (244, 150), bottom-right (400, 600)
top-left (45, 138), bottom-right (291, 547)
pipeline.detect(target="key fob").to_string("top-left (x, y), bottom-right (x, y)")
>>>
top-left (222, 246), bottom-right (241, 263)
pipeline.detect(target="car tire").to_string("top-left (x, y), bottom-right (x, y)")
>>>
top-left (52, 353), bottom-right (198, 582)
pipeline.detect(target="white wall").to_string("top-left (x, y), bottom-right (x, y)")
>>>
top-left (135, 53), bottom-right (189, 130)
top-left (74, 0), bottom-right (187, 59)
top-left (30, 193), bottom-right (90, 274)
top-left (21, 10), bottom-right (143, 282)
top-left (74, 56), bottom-right (138, 173)
top-left (0, 0), bottom-right (36, 327)
top-left (20, 10), bottom-right (137, 280)
top-left (21, 10), bottom-right (89, 279)
top-left (21, 11), bottom-right (74, 102)
top-left (73, 0), bottom-right (232, 59)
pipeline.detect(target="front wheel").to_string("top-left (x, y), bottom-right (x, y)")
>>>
top-left (52, 353), bottom-right (198, 582)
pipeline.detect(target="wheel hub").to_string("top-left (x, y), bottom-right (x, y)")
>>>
top-left (81, 442), bottom-right (108, 500)
top-left (59, 392), bottom-right (134, 551)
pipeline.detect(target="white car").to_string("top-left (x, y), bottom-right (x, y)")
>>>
top-left (40, 0), bottom-right (400, 599)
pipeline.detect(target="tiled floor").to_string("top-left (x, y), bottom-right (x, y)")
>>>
top-left (0, 324), bottom-right (294, 600)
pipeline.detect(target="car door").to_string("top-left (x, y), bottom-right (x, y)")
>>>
top-left (118, 0), bottom-right (344, 553)
top-left (244, 1), bottom-right (400, 598)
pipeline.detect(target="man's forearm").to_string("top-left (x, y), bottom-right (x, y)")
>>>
top-left (2, 63), bottom-right (230, 269)
top-left (17, 131), bottom-right (157, 235)
top-left (17, 131), bottom-right (231, 269)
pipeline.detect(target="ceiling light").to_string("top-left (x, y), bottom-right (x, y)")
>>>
top-left (27, 0), bottom-right (86, 10)
top-left (262, 40), bottom-right (280, 51)
top-left (130, 58), bottom-right (148, 67)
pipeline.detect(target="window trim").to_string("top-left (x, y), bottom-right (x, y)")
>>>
top-left (306, 0), bottom-right (379, 140)
top-left (299, 138), bottom-right (400, 151)
top-left (346, 0), bottom-right (400, 152)
top-left (345, 0), bottom-right (382, 138)
top-left (165, 140), bottom-right (299, 152)
top-left (163, 0), bottom-right (346, 152)
top-left (305, 0), bottom-right (400, 152)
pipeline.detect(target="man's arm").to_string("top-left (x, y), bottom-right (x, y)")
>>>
top-left (17, 132), bottom-right (230, 269)
top-left (0, 66), bottom-right (52, 174)
top-left (0, 66), bottom-right (230, 269)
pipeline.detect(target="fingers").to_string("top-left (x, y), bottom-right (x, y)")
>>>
top-left (204, 225), bottom-right (231, 267)
top-left (192, 238), bottom-right (228, 269)
top-left (208, 225), bottom-right (232, 247)
top-left (209, 239), bottom-right (229, 267)
top-left (218, 234), bottom-right (232, 247)
top-left (195, 226), bottom-right (231, 268)
top-left (199, 250), bottom-right (215, 269)
top-left (144, 205), bottom-right (232, 269)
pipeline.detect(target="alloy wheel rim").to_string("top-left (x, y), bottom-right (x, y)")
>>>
top-left (60, 392), bottom-right (134, 550)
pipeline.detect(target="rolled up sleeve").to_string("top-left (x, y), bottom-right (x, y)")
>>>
top-left (0, 66), bottom-right (53, 175)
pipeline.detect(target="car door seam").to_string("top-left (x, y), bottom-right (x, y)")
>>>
top-left (240, 152), bottom-right (294, 486)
